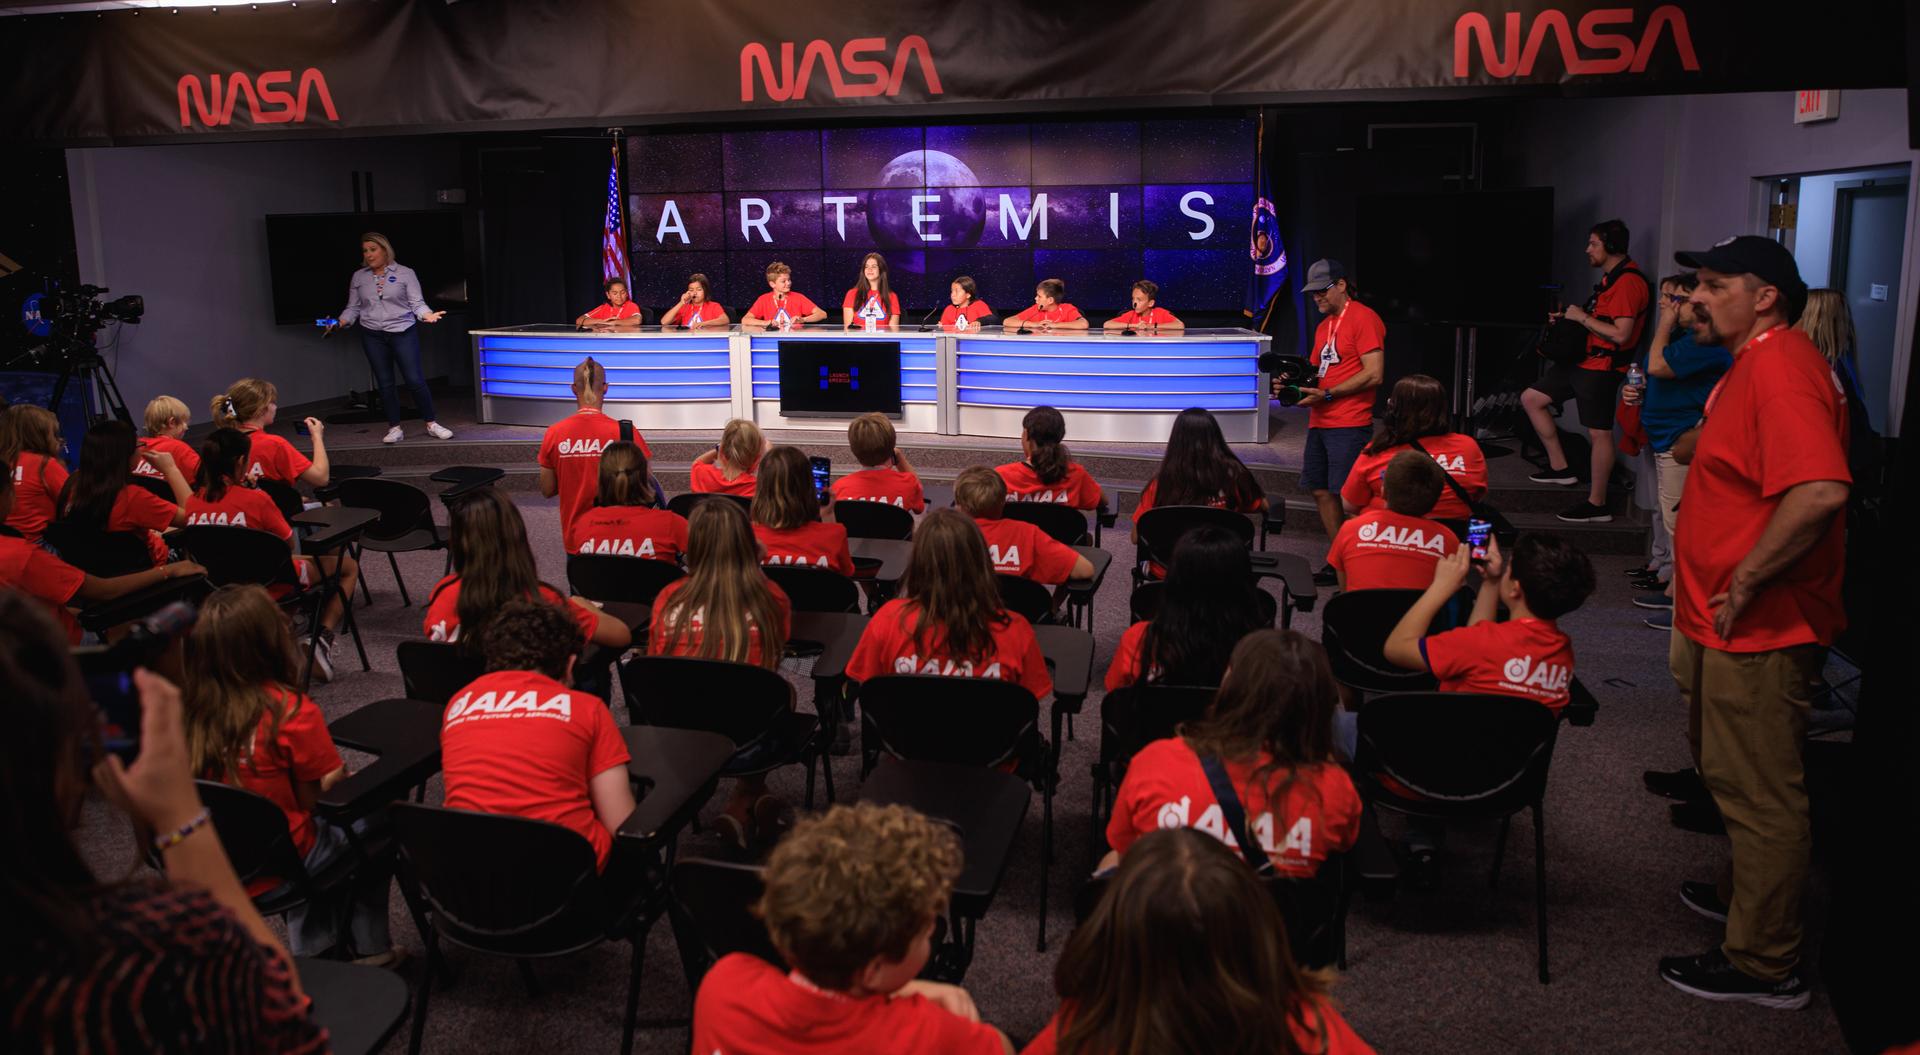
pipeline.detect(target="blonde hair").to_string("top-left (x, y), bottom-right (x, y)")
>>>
top-left (594, 440), bottom-right (654, 508)
top-left (752, 446), bottom-right (820, 531)
top-left (847, 412), bottom-right (897, 467)
top-left (656, 500), bottom-right (785, 669)
top-left (1797, 288), bottom-right (1857, 367)
top-left (360, 231), bottom-right (395, 261)
top-left (184, 585), bottom-right (304, 783)
top-left (719, 419), bottom-right (764, 474)
top-left (211, 378), bottom-right (277, 430)
top-left (758, 803), bottom-right (961, 990)
top-left (143, 395), bottom-right (190, 436)
top-left (951, 465), bottom-right (1006, 518)
top-left (765, 261), bottom-right (792, 279)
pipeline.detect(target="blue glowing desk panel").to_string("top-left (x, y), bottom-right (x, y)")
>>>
top-left (952, 329), bottom-right (1269, 443)
top-left (745, 330), bottom-right (941, 434)
top-left (471, 326), bottom-right (740, 429)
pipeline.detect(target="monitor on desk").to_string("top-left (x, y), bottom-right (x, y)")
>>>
top-left (777, 340), bottom-right (903, 418)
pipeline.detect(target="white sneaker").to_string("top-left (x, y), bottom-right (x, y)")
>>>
top-left (382, 426), bottom-right (404, 444)
top-left (425, 421), bottom-right (454, 440)
top-left (301, 634), bottom-right (334, 683)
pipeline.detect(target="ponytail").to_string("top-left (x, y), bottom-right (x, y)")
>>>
top-left (594, 441), bottom-right (652, 508)
top-left (1021, 405), bottom-right (1071, 485)
top-left (196, 429), bottom-right (252, 504)
top-left (210, 378), bottom-right (277, 431)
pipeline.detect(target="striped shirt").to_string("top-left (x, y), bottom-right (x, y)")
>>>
top-left (338, 261), bottom-right (432, 333)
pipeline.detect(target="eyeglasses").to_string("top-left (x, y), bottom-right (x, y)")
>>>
top-left (1663, 293), bottom-right (1689, 303)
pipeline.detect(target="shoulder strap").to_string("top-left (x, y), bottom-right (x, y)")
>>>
top-left (1408, 438), bottom-right (1476, 509)
top-left (619, 418), bottom-right (634, 444)
top-left (1198, 754), bottom-right (1274, 876)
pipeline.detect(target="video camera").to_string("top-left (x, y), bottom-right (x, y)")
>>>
top-left (78, 601), bottom-right (197, 763)
top-left (1259, 351), bottom-right (1317, 406)
top-left (42, 284), bottom-right (145, 339)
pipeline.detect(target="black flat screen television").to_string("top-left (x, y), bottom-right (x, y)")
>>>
top-left (777, 340), bottom-right (902, 418)
top-left (263, 210), bottom-right (468, 326)
top-left (1355, 188), bottom-right (1554, 325)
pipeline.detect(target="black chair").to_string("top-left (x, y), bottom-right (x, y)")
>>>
top-left (1319, 589), bottom-right (1442, 696)
top-left (127, 473), bottom-right (177, 503)
top-left (295, 957), bottom-right (411, 1055)
top-left (191, 780), bottom-right (386, 925)
top-left (1002, 501), bottom-right (1093, 546)
top-left (44, 523), bottom-right (158, 577)
top-left (761, 564), bottom-right (861, 614)
top-left (995, 574), bottom-right (1055, 625)
top-left (666, 858), bottom-right (785, 996)
top-left (833, 499), bottom-right (914, 540)
top-left (1089, 684), bottom-right (1218, 833)
top-left (1133, 505), bottom-right (1254, 583)
top-left (1126, 580), bottom-right (1278, 627)
top-left (334, 478), bottom-right (445, 607)
top-left (857, 674), bottom-right (1053, 950)
top-left (173, 524), bottom-right (370, 690)
top-left (1351, 692), bottom-right (1562, 983)
top-left (258, 477), bottom-right (308, 521)
top-left (565, 552), bottom-right (685, 610)
top-left (396, 640), bottom-right (487, 707)
top-left (668, 491), bottom-right (752, 520)
top-left (619, 655), bottom-right (830, 807)
top-left (389, 804), bottom-right (663, 1055)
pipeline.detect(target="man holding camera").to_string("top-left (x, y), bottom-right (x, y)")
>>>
top-left (1296, 259), bottom-right (1384, 584)
top-left (1522, 219), bottom-right (1650, 523)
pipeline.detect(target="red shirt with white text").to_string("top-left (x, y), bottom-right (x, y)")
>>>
top-left (566, 504), bottom-right (687, 563)
top-left (694, 953), bottom-right (1005, 1055)
top-left (240, 429), bottom-right (312, 484)
top-left (6, 451), bottom-right (68, 542)
top-left (1339, 434), bottom-right (1487, 520)
top-left (1309, 299), bottom-right (1386, 429)
top-left (974, 517), bottom-right (1080, 583)
top-left (1326, 508), bottom-right (1458, 591)
top-left (1421, 618), bottom-right (1575, 712)
top-left (847, 599), bottom-right (1051, 700)
top-left (996, 461), bottom-right (1103, 510)
top-left (135, 435), bottom-right (201, 483)
top-left (1012, 303), bottom-right (1083, 326)
top-left (424, 576), bottom-right (599, 644)
top-left (538, 409), bottom-right (651, 533)
top-left (831, 467), bottom-right (925, 513)
top-left (755, 521), bottom-right (855, 577)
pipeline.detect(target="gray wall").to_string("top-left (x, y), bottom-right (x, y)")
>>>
top-left (66, 137), bottom-right (466, 418)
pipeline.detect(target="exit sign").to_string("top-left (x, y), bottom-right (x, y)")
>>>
top-left (1795, 90), bottom-right (1840, 124)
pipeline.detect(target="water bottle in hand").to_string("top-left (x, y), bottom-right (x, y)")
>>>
top-left (1624, 362), bottom-right (1646, 406)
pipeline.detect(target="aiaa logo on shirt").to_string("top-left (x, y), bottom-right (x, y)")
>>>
top-left (890, 654), bottom-right (1003, 680)
top-left (557, 438), bottom-right (608, 457)
top-left (444, 687), bottom-right (574, 727)
top-left (1501, 654), bottom-right (1571, 694)
top-left (987, 544), bottom-right (1022, 569)
top-left (1355, 521), bottom-right (1447, 552)
top-left (740, 36), bottom-right (943, 102)
top-left (1453, 5), bottom-right (1699, 78)
top-left (579, 537), bottom-right (656, 557)
top-left (1009, 491), bottom-right (1073, 505)
top-left (186, 511), bottom-right (249, 528)
top-left (177, 69), bottom-right (340, 128)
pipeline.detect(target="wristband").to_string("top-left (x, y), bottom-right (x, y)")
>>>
top-left (152, 807), bottom-right (211, 852)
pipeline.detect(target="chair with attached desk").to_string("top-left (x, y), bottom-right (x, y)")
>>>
top-left (333, 477), bottom-right (445, 607)
top-left (1001, 501), bottom-right (1095, 547)
top-left (566, 552), bottom-right (685, 610)
top-left (257, 477), bottom-right (308, 522)
top-left (189, 779), bottom-right (390, 939)
top-left (127, 473), bottom-right (177, 504)
top-left (760, 564), bottom-right (861, 614)
top-left (295, 957), bottom-right (411, 1055)
top-left (396, 640), bottom-right (486, 708)
top-left (1318, 588), bottom-right (1443, 698)
top-left (995, 573), bottom-right (1057, 626)
top-left (618, 655), bottom-right (831, 808)
top-left (1134, 505), bottom-right (1312, 625)
top-left (43, 522), bottom-right (211, 634)
top-left (857, 674), bottom-right (1054, 952)
top-left (1127, 579), bottom-right (1278, 628)
top-left (667, 492), bottom-right (752, 520)
top-left (173, 524), bottom-right (370, 691)
top-left (833, 499), bottom-right (914, 541)
top-left (1089, 683), bottom-right (1219, 836)
top-left (665, 858), bottom-right (786, 996)
top-left (1351, 691), bottom-right (1562, 983)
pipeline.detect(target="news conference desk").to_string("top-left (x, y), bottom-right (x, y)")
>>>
top-left (471, 325), bottom-right (1272, 443)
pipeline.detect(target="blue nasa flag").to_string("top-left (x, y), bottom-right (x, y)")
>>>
top-left (1244, 119), bottom-right (1287, 327)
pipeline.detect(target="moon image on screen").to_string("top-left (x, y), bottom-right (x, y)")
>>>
top-left (868, 150), bottom-right (988, 249)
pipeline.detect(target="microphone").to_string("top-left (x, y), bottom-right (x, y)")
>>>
top-left (916, 304), bottom-right (943, 330)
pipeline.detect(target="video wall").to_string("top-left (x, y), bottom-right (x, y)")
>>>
top-left (624, 117), bottom-right (1254, 318)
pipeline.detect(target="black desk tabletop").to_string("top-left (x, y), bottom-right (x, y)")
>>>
top-left (429, 466), bottom-right (507, 500)
top-left (317, 698), bottom-right (443, 823)
top-left (848, 538), bottom-right (911, 584)
top-left (1251, 551), bottom-right (1317, 605)
top-left (1066, 547), bottom-right (1113, 598)
top-left (291, 505), bottom-right (380, 551)
top-left (1034, 624), bottom-right (1094, 700)
top-left (789, 610), bottom-right (868, 680)
top-left (616, 726), bottom-right (735, 845)
top-left (594, 599), bottom-right (652, 635)
top-left (858, 756), bottom-right (1029, 915)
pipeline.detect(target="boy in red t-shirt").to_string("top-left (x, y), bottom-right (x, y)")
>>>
top-left (951, 466), bottom-right (1091, 586)
top-left (573, 278), bottom-right (645, 330)
top-left (830, 412), bottom-right (926, 513)
top-left (537, 357), bottom-right (650, 534)
top-left (440, 600), bottom-right (635, 872)
top-left (1004, 278), bottom-right (1087, 332)
top-left (1101, 279), bottom-right (1184, 333)
top-left (692, 803), bottom-right (1013, 1055)
top-left (136, 395), bottom-right (202, 485)
top-left (742, 261), bottom-right (827, 331)
top-left (1326, 450), bottom-right (1459, 592)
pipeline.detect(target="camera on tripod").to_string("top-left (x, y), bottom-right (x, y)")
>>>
top-left (1259, 351), bottom-right (1317, 406)
top-left (41, 284), bottom-right (144, 343)
top-left (14, 283), bottom-right (147, 426)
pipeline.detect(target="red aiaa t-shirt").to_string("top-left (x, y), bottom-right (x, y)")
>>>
top-left (1022, 996), bottom-right (1373, 1055)
top-left (584, 300), bottom-right (642, 321)
top-left (672, 300), bottom-right (726, 327)
top-left (1104, 620), bottom-right (1154, 691)
top-left (1108, 738), bottom-right (1361, 878)
top-left (842, 289), bottom-right (902, 317)
top-left (424, 576), bottom-right (599, 644)
top-left (538, 409), bottom-right (652, 534)
top-left (240, 429), bottom-right (312, 484)
top-left (1325, 509), bottom-right (1458, 592)
top-left (1110, 306), bottom-right (1179, 328)
top-left (748, 291), bottom-right (820, 322)
top-left (104, 485), bottom-right (179, 566)
top-left (221, 688), bottom-right (340, 869)
top-left (1309, 299), bottom-right (1387, 429)
top-left (187, 485), bottom-right (293, 539)
top-left (648, 577), bottom-right (793, 666)
top-left (135, 435), bottom-right (201, 483)
top-left (996, 461), bottom-right (1103, 510)
top-left (6, 451), bottom-right (68, 542)
top-left (566, 504), bottom-right (687, 562)
top-left (440, 670), bottom-right (630, 870)
top-left (1012, 303), bottom-right (1082, 325)
top-left (830, 467), bottom-right (925, 513)
top-left (690, 461), bottom-right (757, 496)
top-left (694, 953), bottom-right (1006, 1055)
top-left (939, 301), bottom-right (994, 329)
top-left (974, 517), bottom-right (1080, 583)
top-left (1339, 434), bottom-right (1487, 521)
top-left (755, 521), bottom-right (855, 577)
top-left (847, 598), bottom-right (1051, 700)
top-left (0, 534), bottom-right (86, 643)
top-left (1421, 618), bottom-right (1574, 712)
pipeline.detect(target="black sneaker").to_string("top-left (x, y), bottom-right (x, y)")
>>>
top-left (1634, 593), bottom-right (1674, 610)
top-left (1645, 612), bottom-right (1674, 630)
top-left (1529, 466), bottom-right (1579, 485)
top-left (1312, 563), bottom-right (1338, 587)
top-left (1404, 846), bottom-right (1439, 892)
top-left (1680, 881), bottom-right (1729, 922)
top-left (1659, 948), bottom-right (1809, 1009)
top-left (1625, 566), bottom-right (1661, 579)
top-left (1556, 500), bottom-right (1614, 523)
top-left (1642, 767), bottom-right (1706, 801)
top-left (1632, 577), bottom-right (1671, 592)
top-left (1670, 798), bottom-right (1726, 835)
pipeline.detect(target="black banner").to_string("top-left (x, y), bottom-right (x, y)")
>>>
top-left (0, 0), bottom-right (1907, 145)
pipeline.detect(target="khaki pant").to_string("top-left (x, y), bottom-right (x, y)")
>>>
top-left (1655, 450), bottom-right (1689, 554)
top-left (1668, 632), bottom-right (1823, 981)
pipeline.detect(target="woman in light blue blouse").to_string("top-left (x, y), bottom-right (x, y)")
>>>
top-left (323, 231), bottom-right (454, 444)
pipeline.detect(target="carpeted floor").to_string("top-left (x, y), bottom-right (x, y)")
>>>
top-left (70, 492), bottom-right (1850, 1054)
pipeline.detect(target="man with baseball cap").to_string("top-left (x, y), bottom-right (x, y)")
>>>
top-left (1658, 234), bottom-right (1848, 1010)
top-left (1295, 258), bottom-right (1385, 583)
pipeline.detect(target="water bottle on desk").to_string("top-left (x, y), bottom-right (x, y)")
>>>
top-left (1623, 361), bottom-right (1645, 406)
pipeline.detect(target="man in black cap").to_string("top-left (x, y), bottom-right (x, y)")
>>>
top-left (1295, 258), bottom-right (1385, 582)
top-left (1658, 235), bottom-right (1849, 1010)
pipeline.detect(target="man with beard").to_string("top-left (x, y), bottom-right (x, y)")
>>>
top-left (1657, 236), bottom-right (1848, 1011)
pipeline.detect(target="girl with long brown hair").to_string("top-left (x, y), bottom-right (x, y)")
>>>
top-left (846, 508), bottom-right (1050, 700)
top-left (752, 446), bottom-right (854, 576)
top-left (1132, 408), bottom-right (1265, 553)
top-left (566, 440), bottom-right (686, 562)
top-left (1339, 373), bottom-right (1485, 521)
top-left (56, 418), bottom-right (189, 566)
top-left (994, 405), bottom-right (1104, 510)
top-left (209, 378), bottom-right (330, 487)
top-left (690, 418), bottom-right (767, 496)
top-left (1029, 827), bottom-right (1372, 1055)
top-left (0, 403), bottom-right (68, 542)
top-left (423, 486), bottom-right (629, 648)
top-left (182, 584), bottom-right (396, 964)
top-left (841, 251), bottom-right (901, 330)
top-left (1105, 629), bottom-right (1360, 879)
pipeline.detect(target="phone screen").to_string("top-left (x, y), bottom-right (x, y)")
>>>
top-left (77, 647), bottom-right (141, 763)
top-left (809, 456), bottom-right (832, 504)
top-left (1467, 517), bottom-right (1492, 562)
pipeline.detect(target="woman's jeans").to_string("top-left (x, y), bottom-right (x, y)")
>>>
top-left (358, 324), bottom-right (436, 425)
top-left (279, 817), bottom-right (393, 958)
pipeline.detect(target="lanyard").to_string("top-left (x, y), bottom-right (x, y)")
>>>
top-left (1702, 323), bottom-right (1786, 417)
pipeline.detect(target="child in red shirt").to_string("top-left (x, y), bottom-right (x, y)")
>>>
top-left (660, 272), bottom-right (729, 329)
top-left (1026, 828), bottom-right (1373, 1055)
top-left (742, 261), bottom-right (827, 330)
top-left (939, 275), bottom-right (994, 331)
top-left (441, 600), bottom-right (636, 873)
top-left (847, 509), bottom-right (1051, 700)
top-left (565, 440), bottom-right (685, 562)
top-left (1, 404), bottom-right (69, 542)
top-left (1100, 279), bottom-right (1185, 333)
top-left (994, 405), bottom-right (1104, 511)
top-left (1338, 375), bottom-right (1487, 521)
top-left (753, 446), bottom-right (855, 576)
top-left (182, 585), bottom-right (394, 962)
top-left (56, 419), bottom-right (189, 567)
top-left (538, 357), bottom-right (651, 536)
top-left (210, 378), bottom-right (329, 488)
top-left (690, 418), bottom-right (765, 497)
top-left (1105, 629), bottom-right (1360, 878)
top-left (692, 802), bottom-right (1012, 1055)
top-left (952, 466), bottom-right (1091, 586)
top-left (424, 487), bottom-right (628, 650)
top-left (573, 277), bottom-right (644, 330)
top-left (1104, 525), bottom-right (1266, 692)
top-left (829, 412), bottom-right (925, 513)
top-left (1326, 449), bottom-right (1459, 592)
top-left (841, 252), bottom-right (902, 330)
top-left (1384, 533), bottom-right (1595, 714)
top-left (136, 394), bottom-right (202, 486)
top-left (1004, 277), bottom-right (1087, 332)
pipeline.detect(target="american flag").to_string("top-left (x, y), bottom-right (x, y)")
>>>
top-left (602, 142), bottom-right (630, 290)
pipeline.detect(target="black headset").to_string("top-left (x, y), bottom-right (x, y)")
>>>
top-left (1593, 219), bottom-right (1630, 256)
